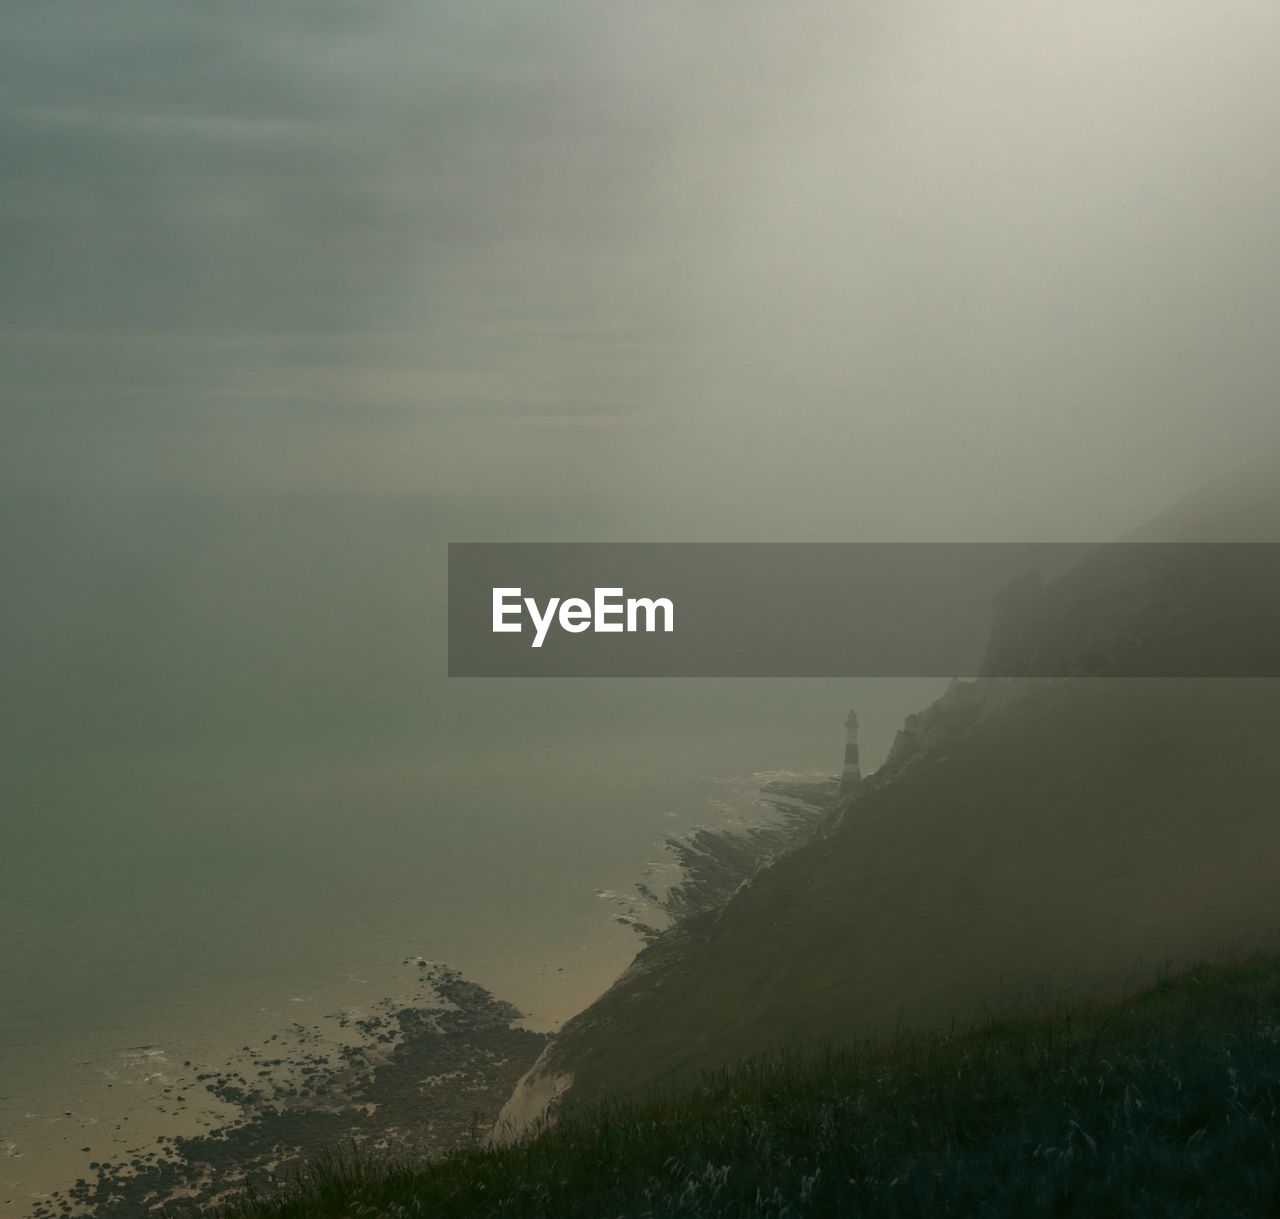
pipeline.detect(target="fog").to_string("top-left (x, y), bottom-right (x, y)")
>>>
top-left (7, 2), bottom-right (1280, 519)
top-left (5, 1), bottom-right (1280, 770)
top-left (12, 11), bottom-right (1280, 1204)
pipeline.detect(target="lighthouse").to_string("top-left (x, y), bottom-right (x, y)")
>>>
top-left (839, 709), bottom-right (862, 796)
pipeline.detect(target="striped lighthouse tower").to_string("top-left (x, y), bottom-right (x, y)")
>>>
top-left (839, 709), bottom-right (862, 796)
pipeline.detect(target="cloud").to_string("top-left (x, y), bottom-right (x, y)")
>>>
top-left (4, 1), bottom-right (1280, 537)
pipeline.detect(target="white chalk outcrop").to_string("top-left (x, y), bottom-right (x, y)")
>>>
top-left (489, 1045), bottom-right (573, 1144)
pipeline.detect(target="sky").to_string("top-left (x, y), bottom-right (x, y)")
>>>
top-left (5, 0), bottom-right (1280, 772)
top-left (6, 1), bottom-right (1280, 535)
top-left (9, 10), bottom-right (1280, 1203)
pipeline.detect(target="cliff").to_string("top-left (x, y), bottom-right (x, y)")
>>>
top-left (499, 478), bottom-right (1280, 1129)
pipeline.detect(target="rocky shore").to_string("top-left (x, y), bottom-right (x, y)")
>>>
top-left (495, 774), bottom-right (842, 1141)
top-left (655, 776), bottom-right (840, 922)
top-left (32, 773), bottom-right (837, 1217)
top-left (32, 966), bottom-right (547, 1218)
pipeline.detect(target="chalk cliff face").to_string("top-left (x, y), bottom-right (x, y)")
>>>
top-left (977, 465), bottom-right (1280, 682)
top-left (864, 467), bottom-right (1280, 786)
top-left (495, 476), bottom-right (1280, 1135)
top-left (525, 678), bottom-right (1280, 1122)
top-left (852, 668), bottom-right (1064, 797)
top-left (975, 543), bottom-right (1280, 680)
top-left (496, 780), bottom-right (839, 1140)
top-left (491, 1046), bottom-right (572, 1145)
top-left (874, 677), bottom-right (1025, 781)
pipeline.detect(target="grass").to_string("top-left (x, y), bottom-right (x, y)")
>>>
top-left (538, 679), bottom-right (1280, 1110)
top-left (196, 951), bottom-right (1280, 1218)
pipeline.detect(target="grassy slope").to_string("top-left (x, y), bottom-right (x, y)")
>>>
top-left (211, 951), bottom-right (1280, 1218)
top-left (543, 677), bottom-right (1280, 1108)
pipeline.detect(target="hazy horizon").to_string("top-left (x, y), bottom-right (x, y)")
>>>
top-left (6, 2), bottom-right (1280, 1209)
top-left (7, 2), bottom-right (1280, 536)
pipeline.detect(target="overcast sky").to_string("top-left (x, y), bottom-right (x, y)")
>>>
top-left (6, 1), bottom-right (1280, 779)
top-left (6, 0), bottom-right (1280, 541)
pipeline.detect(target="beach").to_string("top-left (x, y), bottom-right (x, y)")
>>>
top-left (1, 748), bottom-right (841, 1217)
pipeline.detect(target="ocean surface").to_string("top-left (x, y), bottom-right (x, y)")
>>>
top-left (0, 493), bottom-right (944, 1212)
top-left (0, 733), bottom-right (879, 1213)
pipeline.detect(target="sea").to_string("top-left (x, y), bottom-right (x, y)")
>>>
top-left (0, 491), bottom-right (943, 1212)
top-left (0, 734), bottom-right (910, 1213)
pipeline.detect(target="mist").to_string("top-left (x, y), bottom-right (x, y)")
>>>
top-left (6, 2), bottom-right (1280, 526)
top-left (8, 6), bottom-right (1280, 1206)
top-left (5, 0), bottom-right (1280, 823)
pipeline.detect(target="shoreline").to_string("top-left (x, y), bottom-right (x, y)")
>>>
top-left (19, 771), bottom-right (838, 1218)
top-left (30, 966), bottom-right (549, 1219)
top-left (495, 774), bottom-right (841, 1143)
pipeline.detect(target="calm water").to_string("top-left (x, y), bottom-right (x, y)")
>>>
top-left (0, 492), bottom-right (942, 1210)
top-left (0, 732), bottom-right (878, 1211)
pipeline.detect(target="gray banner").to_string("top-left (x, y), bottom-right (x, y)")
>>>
top-left (447, 543), bottom-right (1280, 677)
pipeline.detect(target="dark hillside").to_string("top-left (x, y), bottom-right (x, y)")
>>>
top-left (534, 676), bottom-right (1280, 1110)
top-left (216, 951), bottom-right (1280, 1219)
top-left (512, 485), bottom-right (1280, 1116)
